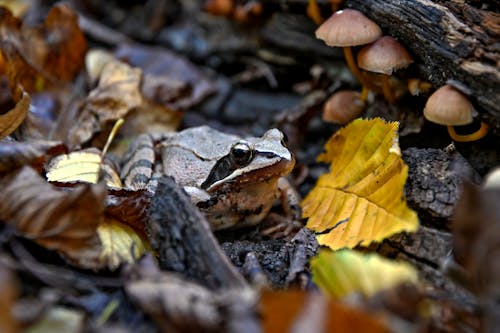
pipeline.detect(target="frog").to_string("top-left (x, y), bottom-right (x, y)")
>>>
top-left (153, 126), bottom-right (301, 230)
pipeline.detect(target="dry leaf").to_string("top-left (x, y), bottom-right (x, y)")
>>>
top-left (260, 290), bottom-right (391, 333)
top-left (45, 149), bottom-right (122, 188)
top-left (0, 166), bottom-right (105, 268)
top-left (125, 269), bottom-right (258, 333)
top-left (311, 249), bottom-right (418, 299)
top-left (105, 188), bottom-right (151, 231)
top-left (97, 218), bottom-right (150, 271)
top-left (0, 87), bottom-right (29, 139)
top-left (0, 138), bottom-right (66, 173)
top-left (115, 44), bottom-right (216, 110)
top-left (0, 4), bottom-right (86, 95)
top-left (302, 118), bottom-right (418, 250)
top-left (0, 263), bottom-right (19, 333)
top-left (68, 59), bottom-right (142, 146)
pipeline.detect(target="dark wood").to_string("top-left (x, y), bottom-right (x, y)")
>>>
top-left (344, 0), bottom-right (500, 128)
top-left (146, 176), bottom-right (247, 290)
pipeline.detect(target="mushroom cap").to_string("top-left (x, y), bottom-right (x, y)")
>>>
top-left (322, 90), bottom-right (365, 124)
top-left (315, 9), bottom-right (382, 47)
top-left (357, 36), bottom-right (414, 75)
top-left (423, 85), bottom-right (474, 126)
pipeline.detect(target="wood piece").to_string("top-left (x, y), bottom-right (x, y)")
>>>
top-left (345, 0), bottom-right (500, 127)
top-left (146, 176), bottom-right (247, 289)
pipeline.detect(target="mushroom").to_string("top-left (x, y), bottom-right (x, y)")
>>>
top-left (423, 85), bottom-right (489, 142)
top-left (357, 36), bottom-right (413, 103)
top-left (322, 90), bottom-right (365, 124)
top-left (315, 9), bottom-right (382, 91)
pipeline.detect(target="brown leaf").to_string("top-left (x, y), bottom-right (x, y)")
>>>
top-left (260, 290), bottom-right (391, 333)
top-left (23, 4), bottom-right (87, 82)
top-left (115, 44), bottom-right (216, 110)
top-left (0, 139), bottom-right (66, 173)
top-left (0, 87), bottom-right (29, 139)
top-left (0, 262), bottom-right (19, 333)
top-left (0, 4), bottom-right (86, 96)
top-left (125, 269), bottom-right (258, 333)
top-left (0, 167), bottom-right (105, 268)
top-left (67, 59), bottom-right (142, 146)
top-left (106, 188), bottom-right (151, 231)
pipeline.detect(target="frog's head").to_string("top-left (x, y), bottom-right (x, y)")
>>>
top-left (201, 128), bottom-right (295, 191)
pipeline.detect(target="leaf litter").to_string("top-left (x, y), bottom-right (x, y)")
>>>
top-left (0, 2), bottom-right (498, 333)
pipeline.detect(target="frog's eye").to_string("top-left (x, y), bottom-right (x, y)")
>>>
top-left (230, 141), bottom-right (253, 165)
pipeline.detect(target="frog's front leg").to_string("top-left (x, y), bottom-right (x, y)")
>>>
top-left (261, 177), bottom-right (303, 237)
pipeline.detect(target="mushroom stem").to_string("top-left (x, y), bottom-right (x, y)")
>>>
top-left (360, 85), bottom-right (369, 102)
top-left (343, 47), bottom-right (378, 91)
top-left (447, 122), bottom-right (489, 142)
top-left (330, 0), bottom-right (342, 12)
top-left (307, 0), bottom-right (324, 25)
top-left (381, 75), bottom-right (396, 104)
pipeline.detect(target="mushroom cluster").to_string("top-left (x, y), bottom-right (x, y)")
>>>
top-left (313, 7), bottom-right (489, 141)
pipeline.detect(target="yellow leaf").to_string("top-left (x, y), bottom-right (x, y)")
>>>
top-left (301, 118), bottom-right (418, 249)
top-left (46, 150), bottom-right (122, 188)
top-left (311, 249), bottom-right (418, 298)
top-left (97, 218), bottom-right (150, 271)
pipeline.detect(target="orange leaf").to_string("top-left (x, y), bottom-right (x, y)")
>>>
top-left (260, 290), bottom-right (390, 333)
top-left (0, 88), bottom-right (29, 139)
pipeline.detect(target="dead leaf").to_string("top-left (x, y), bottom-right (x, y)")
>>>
top-left (260, 290), bottom-right (391, 333)
top-left (45, 149), bottom-right (122, 188)
top-left (115, 44), bottom-right (216, 110)
top-left (125, 268), bottom-right (258, 333)
top-left (0, 263), bottom-right (19, 333)
top-left (0, 87), bottom-right (29, 139)
top-left (0, 138), bottom-right (66, 173)
top-left (0, 4), bottom-right (86, 95)
top-left (0, 166), bottom-right (105, 268)
top-left (302, 118), bottom-right (419, 250)
top-left (0, 0), bottom-right (30, 17)
top-left (67, 59), bottom-right (142, 146)
top-left (22, 3), bottom-right (87, 82)
top-left (97, 218), bottom-right (150, 271)
top-left (105, 188), bottom-right (151, 231)
top-left (311, 249), bottom-right (418, 299)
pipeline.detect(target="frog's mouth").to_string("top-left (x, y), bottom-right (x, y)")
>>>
top-left (203, 154), bottom-right (295, 192)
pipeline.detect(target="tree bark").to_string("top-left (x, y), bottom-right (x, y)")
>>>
top-left (344, 0), bottom-right (500, 128)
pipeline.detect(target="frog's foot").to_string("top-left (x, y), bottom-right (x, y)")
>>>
top-left (260, 213), bottom-right (304, 239)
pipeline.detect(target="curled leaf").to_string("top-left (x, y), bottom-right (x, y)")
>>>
top-left (311, 249), bottom-right (418, 299)
top-left (0, 167), bottom-right (105, 268)
top-left (302, 118), bottom-right (418, 250)
top-left (0, 88), bottom-right (29, 139)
